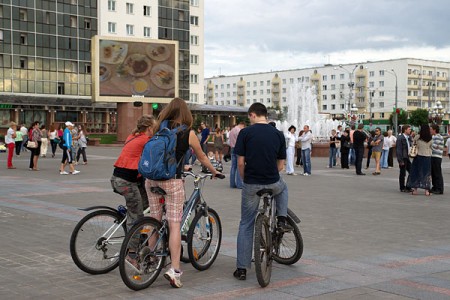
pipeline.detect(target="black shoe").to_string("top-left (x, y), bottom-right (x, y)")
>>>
top-left (401, 188), bottom-right (413, 193)
top-left (233, 268), bottom-right (246, 280)
top-left (277, 221), bottom-right (294, 232)
top-left (356, 173), bottom-right (366, 175)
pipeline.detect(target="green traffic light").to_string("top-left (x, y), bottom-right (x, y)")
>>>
top-left (152, 103), bottom-right (158, 109)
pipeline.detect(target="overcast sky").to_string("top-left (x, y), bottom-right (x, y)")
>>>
top-left (204, 0), bottom-right (450, 78)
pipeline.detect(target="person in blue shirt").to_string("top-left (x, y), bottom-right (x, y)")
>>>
top-left (59, 121), bottom-right (80, 175)
top-left (200, 122), bottom-right (210, 155)
top-left (232, 103), bottom-right (291, 281)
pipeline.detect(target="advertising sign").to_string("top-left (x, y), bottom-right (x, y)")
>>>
top-left (92, 36), bottom-right (178, 103)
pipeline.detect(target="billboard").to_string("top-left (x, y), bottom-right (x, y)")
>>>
top-left (92, 36), bottom-right (178, 103)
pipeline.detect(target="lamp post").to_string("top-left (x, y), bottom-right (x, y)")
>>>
top-left (428, 100), bottom-right (445, 125)
top-left (337, 64), bottom-right (358, 114)
top-left (385, 69), bottom-right (398, 136)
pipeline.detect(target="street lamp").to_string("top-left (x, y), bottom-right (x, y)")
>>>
top-left (336, 64), bottom-right (359, 113)
top-left (428, 100), bottom-right (445, 125)
top-left (385, 69), bottom-right (398, 136)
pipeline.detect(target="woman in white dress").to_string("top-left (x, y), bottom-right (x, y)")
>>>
top-left (285, 125), bottom-right (298, 175)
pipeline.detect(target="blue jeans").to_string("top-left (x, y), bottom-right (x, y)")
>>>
top-left (349, 148), bottom-right (355, 165)
top-left (328, 147), bottom-right (337, 167)
top-left (381, 149), bottom-right (389, 168)
top-left (236, 178), bottom-right (288, 269)
top-left (230, 148), bottom-right (243, 189)
top-left (301, 148), bottom-right (311, 174)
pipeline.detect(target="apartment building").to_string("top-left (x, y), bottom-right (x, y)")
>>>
top-left (205, 58), bottom-right (450, 125)
top-left (0, 0), bottom-right (205, 133)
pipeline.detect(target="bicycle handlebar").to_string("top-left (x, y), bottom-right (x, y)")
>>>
top-left (182, 171), bottom-right (225, 180)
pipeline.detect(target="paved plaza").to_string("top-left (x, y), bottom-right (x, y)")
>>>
top-left (1, 146), bottom-right (450, 299)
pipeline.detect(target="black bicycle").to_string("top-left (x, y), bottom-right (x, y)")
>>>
top-left (119, 171), bottom-right (225, 291)
top-left (254, 189), bottom-right (303, 287)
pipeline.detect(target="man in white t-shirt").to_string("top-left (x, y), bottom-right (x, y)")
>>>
top-left (387, 130), bottom-right (397, 168)
top-left (6, 122), bottom-right (17, 169)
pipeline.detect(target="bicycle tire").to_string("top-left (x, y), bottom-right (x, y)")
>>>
top-left (70, 209), bottom-right (126, 275)
top-left (254, 214), bottom-right (272, 287)
top-left (119, 217), bottom-right (166, 291)
top-left (187, 207), bottom-right (222, 271)
top-left (273, 216), bottom-right (303, 265)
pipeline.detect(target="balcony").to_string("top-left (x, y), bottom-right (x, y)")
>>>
top-left (272, 87), bottom-right (280, 93)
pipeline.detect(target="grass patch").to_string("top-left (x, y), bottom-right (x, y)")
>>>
top-left (88, 134), bottom-right (117, 144)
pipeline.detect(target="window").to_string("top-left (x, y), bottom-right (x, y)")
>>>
top-left (260, 90), bottom-right (263, 95)
top-left (190, 93), bottom-right (199, 102)
top-left (45, 12), bottom-right (50, 24)
top-left (0, 30), bottom-right (3, 41)
top-left (282, 79), bottom-right (286, 84)
top-left (267, 89), bottom-right (270, 94)
top-left (84, 19), bottom-right (91, 29)
top-left (260, 81), bottom-right (264, 86)
top-left (0, 6), bottom-right (3, 17)
top-left (190, 0), bottom-right (199, 6)
top-left (369, 81), bottom-right (374, 88)
top-left (191, 74), bottom-right (198, 83)
top-left (340, 74), bottom-right (345, 80)
top-left (323, 95), bottom-right (327, 100)
top-left (58, 83), bottom-right (65, 95)
top-left (126, 24), bottom-right (134, 35)
top-left (322, 85), bottom-right (327, 90)
top-left (20, 34), bottom-right (27, 45)
top-left (290, 78), bottom-right (294, 84)
top-left (331, 75), bottom-right (336, 80)
top-left (340, 84), bottom-right (345, 90)
top-left (267, 80), bottom-right (270, 85)
top-left (144, 27), bottom-right (151, 37)
top-left (379, 81), bottom-right (384, 87)
top-left (108, 22), bottom-right (116, 33)
top-left (253, 90), bottom-right (257, 95)
top-left (20, 57), bottom-right (27, 69)
top-left (220, 84), bottom-right (224, 89)
top-left (380, 113), bottom-right (385, 118)
top-left (379, 70), bottom-right (384, 76)
top-left (331, 84), bottom-right (335, 90)
top-left (340, 104), bottom-right (345, 109)
top-left (322, 105), bottom-right (327, 110)
top-left (227, 92), bottom-right (230, 97)
top-left (126, 3), bottom-right (134, 14)
top-left (368, 71), bottom-right (374, 77)
top-left (20, 9), bottom-right (27, 21)
top-left (70, 16), bottom-right (77, 28)
top-left (246, 82), bottom-right (250, 87)
top-left (323, 75), bottom-right (327, 81)
top-left (178, 10), bottom-right (185, 21)
top-left (108, 0), bottom-right (116, 11)
top-left (227, 84), bottom-right (230, 89)
top-left (190, 16), bottom-right (199, 26)
top-left (246, 91), bottom-right (250, 96)
top-left (331, 94), bottom-right (336, 100)
top-left (144, 6), bottom-right (151, 16)
top-left (379, 91), bottom-right (385, 97)
top-left (85, 64), bottom-right (91, 74)
top-left (190, 54), bottom-right (198, 64)
top-left (282, 88), bottom-right (286, 93)
top-left (233, 83), bottom-right (236, 88)
top-left (331, 104), bottom-right (336, 110)
top-left (379, 102), bottom-right (384, 108)
top-left (253, 82), bottom-right (257, 87)
top-left (190, 35), bottom-right (199, 45)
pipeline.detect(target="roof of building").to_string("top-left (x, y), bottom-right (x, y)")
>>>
top-left (188, 104), bottom-right (248, 115)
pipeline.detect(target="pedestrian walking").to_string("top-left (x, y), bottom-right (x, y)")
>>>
top-left (59, 121), bottom-right (80, 175)
top-left (76, 124), bottom-right (88, 165)
top-left (14, 126), bottom-right (23, 157)
top-left (40, 125), bottom-right (48, 157)
top-left (430, 124), bottom-right (444, 194)
top-left (6, 121), bottom-right (17, 169)
top-left (28, 121), bottom-right (42, 171)
top-left (49, 124), bottom-right (58, 158)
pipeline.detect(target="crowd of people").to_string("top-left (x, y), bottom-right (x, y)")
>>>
top-left (3, 121), bottom-right (88, 174)
top-left (282, 122), bottom-right (448, 195)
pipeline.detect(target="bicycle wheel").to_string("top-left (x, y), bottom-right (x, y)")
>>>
top-left (187, 207), bottom-right (222, 271)
top-left (70, 209), bottom-right (126, 275)
top-left (119, 217), bottom-right (166, 291)
top-left (254, 214), bottom-right (272, 287)
top-left (273, 216), bottom-right (303, 265)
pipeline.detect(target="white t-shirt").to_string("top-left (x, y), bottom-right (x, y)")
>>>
top-left (285, 131), bottom-right (298, 148)
top-left (5, 128), bottom-right (15, 144)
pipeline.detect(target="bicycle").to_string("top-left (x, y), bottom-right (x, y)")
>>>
top-left (118, 171), bottom-right (225, 291)
top-left (254, 189), bottom-right (303, 287)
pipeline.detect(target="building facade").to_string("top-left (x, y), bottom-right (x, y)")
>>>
top-left (0, 0), bottom-right (205, 134)
top-left (205, 58), bottom-right (450, 128)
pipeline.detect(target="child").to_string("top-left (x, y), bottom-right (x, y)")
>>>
top-left (202, 151), bottom-right (223, 173)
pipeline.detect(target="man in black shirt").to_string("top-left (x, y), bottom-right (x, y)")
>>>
top-left (233, 103), bottom-right (290, 280)
top-left (353, 123), bottom-right (368, 175)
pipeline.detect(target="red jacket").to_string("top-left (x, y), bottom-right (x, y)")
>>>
top-left (114, 133), bottom-right (151, 170)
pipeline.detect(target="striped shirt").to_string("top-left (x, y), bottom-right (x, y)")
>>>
top-left (431, 134), bottom-right (444, 158)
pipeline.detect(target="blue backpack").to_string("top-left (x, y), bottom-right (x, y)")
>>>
top-left (139, 120), bottom-right (187, 180)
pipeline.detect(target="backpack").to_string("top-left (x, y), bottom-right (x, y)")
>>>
top-left (138, 120), bottom-right (187, 180)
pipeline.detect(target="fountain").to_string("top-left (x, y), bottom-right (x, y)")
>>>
top-left (274, 84), bottom-right (345, 141)
top-left (273, 84), bottom-right (347, 157)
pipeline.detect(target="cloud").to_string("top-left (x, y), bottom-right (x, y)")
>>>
top-left (204, 0), bottom-right (450, 77)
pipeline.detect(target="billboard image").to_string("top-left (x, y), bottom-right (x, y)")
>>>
top-left (92, 36), bottom-right (178, 103)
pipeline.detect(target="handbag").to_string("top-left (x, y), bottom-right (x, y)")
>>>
top-left (409, 143), bottom-right (418, 158)
top-left (27, 141), bottom-right (37, 148)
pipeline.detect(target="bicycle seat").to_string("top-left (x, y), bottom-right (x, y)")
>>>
top-left (150, 186), bottom-right (166, 196)
top-left (256, 189), bottom-right (273, 197)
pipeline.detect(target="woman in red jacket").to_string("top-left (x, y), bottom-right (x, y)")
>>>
top-left (110, 115), bottom-right (155, 231)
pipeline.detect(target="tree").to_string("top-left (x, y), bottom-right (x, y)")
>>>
top-left (389, 109), bottom-right (409, 128)
top-left (408, 109), bottom-right (429, 127)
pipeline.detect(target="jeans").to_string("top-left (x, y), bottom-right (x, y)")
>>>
top-left (328, 147), bottom-right (337, 167)
top-left (236, 178), bottom-right (288, 269)
top-left (301, 148), bottom-right (311, 174)
top-left (230, 148), bottom-right (243, 189)
top-left (348, 148), bottom-right (355, 165)
top-left (381, 149), bottom-right (389, 168)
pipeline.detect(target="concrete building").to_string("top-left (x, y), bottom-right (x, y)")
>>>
top-left (0, 0), bottom-right (205, 135)
top-left (205, 58), bottom-right (450, 129)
